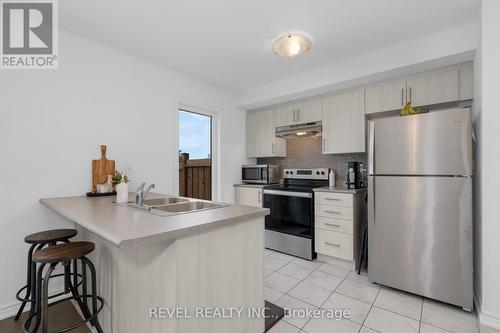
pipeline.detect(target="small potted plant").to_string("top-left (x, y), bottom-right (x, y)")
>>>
top-left (114, 170), bottom-right (129, 203)
top-left (113, 170), bottom-right (129, 186)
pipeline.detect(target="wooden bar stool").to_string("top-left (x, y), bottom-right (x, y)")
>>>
top-left (24, 241), bottom-right (104, 333)
top-left (15, 229), bottom-right (78, 322)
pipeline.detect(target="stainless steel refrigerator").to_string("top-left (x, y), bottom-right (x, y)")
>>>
top-left (367, 108), bottom-right (473, 310)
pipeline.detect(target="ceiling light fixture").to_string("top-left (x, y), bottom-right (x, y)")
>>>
top-left (272, 33), bottom-right (312, 59)
top-left (296, 132), bottom-right (307, 136)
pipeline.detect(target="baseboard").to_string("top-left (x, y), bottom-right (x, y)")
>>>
top-left (478, 309), bottom-right (500, 330)
top-left (474, 289), bottom-right (500, 330)
top-left (0, 283), bottom-right (66, 321)
top-left (0, 301), bottom-right (24, 321)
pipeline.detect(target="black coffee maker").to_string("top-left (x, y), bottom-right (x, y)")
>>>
top-left (347, 161), bottom-right (363, 189)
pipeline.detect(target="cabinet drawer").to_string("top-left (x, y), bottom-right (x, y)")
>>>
top-left (315, 216), bottom-right (353, 234)
top-left (315, 204), bottom-right (353, 220)
top-left (315, 192), bottom-right (352, 207)
top-left (315, 229), bottom-right (353, 261)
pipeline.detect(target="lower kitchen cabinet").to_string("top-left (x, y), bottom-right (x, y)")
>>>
top-left (234, 185), bottom-right (263, 207)
top-left (314, 190), bottom-right (366, 267)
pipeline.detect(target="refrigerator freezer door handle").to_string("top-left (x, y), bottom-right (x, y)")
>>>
top-left (368, 121), bottom-right (375, 175)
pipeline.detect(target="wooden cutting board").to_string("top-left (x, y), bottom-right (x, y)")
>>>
top-left (92, 145), bottom-right (115, 192)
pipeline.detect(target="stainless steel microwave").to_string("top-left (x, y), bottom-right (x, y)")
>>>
top-left (242, 165), bottom-right (280, 184)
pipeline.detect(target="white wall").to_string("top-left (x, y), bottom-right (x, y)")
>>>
top-left (0, 30), bottom-right (247, 316)
top-left (476, 0), bottom-right (500, 329)
top-left (239, 22), bottom-right (477, 109)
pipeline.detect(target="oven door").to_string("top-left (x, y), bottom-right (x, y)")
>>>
top-left (242, 166), bottom-right (267, 183)
top-left (263, 190), bottom-right (313, 239)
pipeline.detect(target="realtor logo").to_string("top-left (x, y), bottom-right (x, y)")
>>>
top-left (1, 0), bottom-right (58, 69)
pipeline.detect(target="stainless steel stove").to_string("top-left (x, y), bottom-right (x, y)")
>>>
top-left (263, 168), bottom-right (329, 260)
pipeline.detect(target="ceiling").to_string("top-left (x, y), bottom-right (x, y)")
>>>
top-left (60, 0), bottom-right (480, 93)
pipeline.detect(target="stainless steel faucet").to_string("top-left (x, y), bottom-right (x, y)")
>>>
top-left (135, 182), bottom-right (155, 206)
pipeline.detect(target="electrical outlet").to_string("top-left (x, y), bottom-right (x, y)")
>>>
top-left (125, 165), bottom-right (133, 176)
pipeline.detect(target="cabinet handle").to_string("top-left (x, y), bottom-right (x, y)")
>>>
top-left (401, 88), bottom-right (404, 106)
top-left (323, 137), bottom-right (326, 152)
top-left (258, 190), bottom-right (261, 203)
top-left (324, 198), bottom-right (341, 201)
top-left (325, 242), bottom-right (340, 247)
top-left (297, 109), bottom-right (300, 122)
top-left (272, 143), bottom-right (275, 155)
top-left (409, 87), bottom-right (412, 104)
top-left (293, 109), bottom-right (296, 122)
top-left (325, 223), bottom-right (341, 227)
top-left (325, 210), bottom-right (341, 215)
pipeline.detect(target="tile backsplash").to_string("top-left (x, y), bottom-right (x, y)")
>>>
top-left (257, 136), bottom-right (367, 184)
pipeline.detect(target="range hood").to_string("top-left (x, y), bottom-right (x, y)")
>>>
top-left (275, 121), bottom-right (322, 138)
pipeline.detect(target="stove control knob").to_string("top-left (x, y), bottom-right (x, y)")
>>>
top-left (321, 171), bottom-right (325, 175)
top-left (316, 171), bottom-right (320, 175)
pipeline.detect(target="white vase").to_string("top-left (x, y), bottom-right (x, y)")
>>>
top-left (116, 183), bottom-right (129, 203)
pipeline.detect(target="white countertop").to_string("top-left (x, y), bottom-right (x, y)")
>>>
top-left (40, 193), bottom-right (269, 248)
top-left (313, 186), bottom-right (367, 194)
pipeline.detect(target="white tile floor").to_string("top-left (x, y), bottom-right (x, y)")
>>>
top-left (264, 249), bottom-right (498, 333)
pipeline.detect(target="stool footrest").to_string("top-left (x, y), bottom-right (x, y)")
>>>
top-left (23, 294), bottom-right (104, 333)
top-left (15, 272), bottom-right (83, 303)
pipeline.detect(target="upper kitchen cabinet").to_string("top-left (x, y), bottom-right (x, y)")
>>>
top-left (246, 108), bottom-right (286, 158)
top-left (459, 64), bottom-right (473, 101)
top-left (406, 69), bottom-right (459, 107)
top-left (298, 99), bottom-right (322, 123)
top-left (322, 90), bottom-right (365, 154)
top-left (364, 63), bottom-right (473, 114)
top-left (276, 98), bottom-right (322, 127)
top-left (275, 105), bottom-right (294, 127)
top-left (365, 80), bottom-right (406, 114)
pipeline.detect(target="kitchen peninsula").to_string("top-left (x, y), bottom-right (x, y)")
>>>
top-left (40, 193), bottom-right (269, 333)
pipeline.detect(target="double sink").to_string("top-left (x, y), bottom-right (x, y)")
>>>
top-left (125, 197), bottom-right (227, 216)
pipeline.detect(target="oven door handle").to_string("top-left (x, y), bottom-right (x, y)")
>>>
top-left (263, 189), bottom-right (312, 198)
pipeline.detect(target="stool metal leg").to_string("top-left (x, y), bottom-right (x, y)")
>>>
top-left (24, 243), bottom-right (47, 331)
top-left (29, 263), bottom-right (47, 333)
top-left (81, 260), bottom-right (88, 312)
top-left (69, 259), bottom-right (92, 324)
top-left (72, 259), bottom-right (78, 293)
top-left (30, 243), bottom-right (46, 320)
top-left (63, 262), bottom-right (72, 294)
top-left (79, 257), bottom-right (96, 327)
top-left (82, 257), bottom-right (104, 333)
top-left (15, 244), bottom-right (37, 321)
top-left (27, 260), bottom-right (36, 318)
top-left (62, 240), bottom-right (71, 293)
top-left (41, 263), bottom-right (56, 333)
